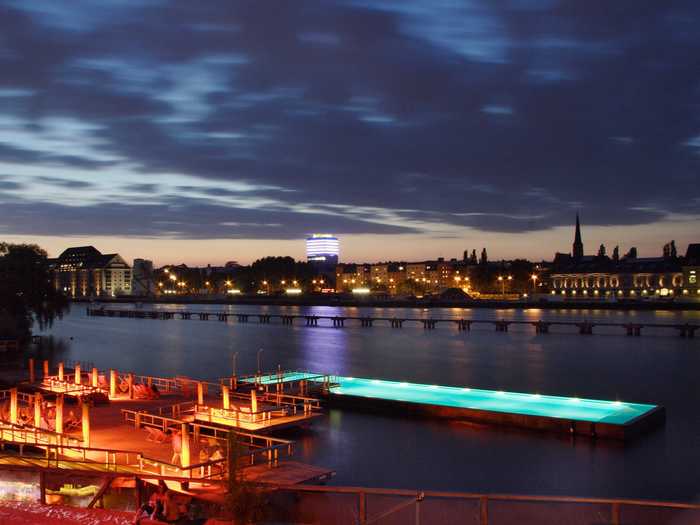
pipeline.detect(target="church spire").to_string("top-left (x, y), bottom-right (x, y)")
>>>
top-left (573, 213), bottom-right (583, 260)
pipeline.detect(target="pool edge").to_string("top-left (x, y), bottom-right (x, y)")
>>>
top-left (326, 393), bottom-right (665, 441)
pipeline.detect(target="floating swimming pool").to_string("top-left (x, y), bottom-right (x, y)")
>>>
top-left (243, 371), bottom-right (664, 439)
top-left (327, 377), bottom-right (653, 425)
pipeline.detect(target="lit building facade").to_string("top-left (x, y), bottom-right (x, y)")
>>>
top-left (50, 246), bottom-right (132, 298)
top-left (336, 258), bottom-right (469, 295)
top-left (550, 219), bottom-right (698, 300)
top-left (306, 234), bottom-right (340, 264)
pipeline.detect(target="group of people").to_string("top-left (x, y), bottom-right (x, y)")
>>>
top-left (133, 480), bottom-right (199, 524)
top-left (169, 431), bottom-right (225, 468)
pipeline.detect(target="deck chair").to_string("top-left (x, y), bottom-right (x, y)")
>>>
top-left (145, 426), bottom-right (171, 443)
top-left (133, 384), bottom-right (149, 399)
top-left (64, 413), bottom-right (81, 432)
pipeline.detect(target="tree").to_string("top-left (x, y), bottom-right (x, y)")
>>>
top-left (225, 432), bottom-right (268, 523)
top-left (612, 246), bottom-right (619, 262)
top-left (597, 244), bottom-right (606, 258)
top-left (624, 247), bottom-right (637, 260)
top-left (469, 250), bottom-right (478, 265)
top-left (480, 248), bottom-right (488, 265)
top-left (0, 243), bottom-right (69, 339)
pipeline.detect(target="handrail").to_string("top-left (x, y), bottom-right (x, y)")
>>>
top-left (120, 408), bottom-right (294, 447)
top-left (39, 377), bottom-right (107, 396)
top-left (0, 423), bottom-right (83, 449)
top-left (271, 483), bottom-right (700, 510)
top-left (0, 389), bottom-right (36, 404)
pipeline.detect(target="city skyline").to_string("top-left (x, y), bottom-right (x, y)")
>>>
top-left (1, 1), bottom-right (699, 264)
top-left (16, 217), bottom-right (699, 267)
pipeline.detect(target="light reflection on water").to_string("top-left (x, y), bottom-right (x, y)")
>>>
top-left (40, 303), bottom-right (700, 501)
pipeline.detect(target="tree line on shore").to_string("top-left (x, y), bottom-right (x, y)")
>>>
top-left (0, 243), bottom-right (69, 341)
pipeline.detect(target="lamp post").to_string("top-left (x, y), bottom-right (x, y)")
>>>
top-left (531, 274), bottom-right (538, 295)
top-left (498, 276), bottom-right (504, 296)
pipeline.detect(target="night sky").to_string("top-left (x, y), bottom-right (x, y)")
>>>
top-left (1, 1), bottom-right (698, 265)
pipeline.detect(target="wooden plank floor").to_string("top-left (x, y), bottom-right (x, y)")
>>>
top-left (241, 461), bottom-right (334, 485)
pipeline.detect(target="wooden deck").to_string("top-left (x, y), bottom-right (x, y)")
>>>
top-left (193, 408), bottom-right (322, 433)
top-left (0, 389), bottom-right (333, 492)
top-left (242, 461), bottom-right (334, 485)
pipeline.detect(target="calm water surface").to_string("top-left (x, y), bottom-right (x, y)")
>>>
top-left (40, 304), bottom-right (700, 501)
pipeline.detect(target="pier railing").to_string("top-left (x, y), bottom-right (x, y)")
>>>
top-left (120, 408), bottom-right (294, 467)
top-left (0, 422), bottom-right (82, 449)
top-left (268, 484), bottom-right (700, 525)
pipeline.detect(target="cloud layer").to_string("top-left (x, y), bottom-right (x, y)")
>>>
top-left (1, 0), bottom-right (699, 244)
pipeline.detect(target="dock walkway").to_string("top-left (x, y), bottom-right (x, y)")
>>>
top-left (87, 307), bottom-right (699, 338)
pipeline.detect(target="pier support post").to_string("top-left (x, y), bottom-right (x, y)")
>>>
top-left (43, 360), bottom-right (49, 379)
top-left (10, 388), bottom-right (17, 424)
top-left (55, 394), bottom-right (64, 434)
top-left (222, 385), bottom-right (229, 410)
top-left (251, 389), bottom-right (258, 422)
top-left (479, 496), bottom-right (488, 525)
top-left (58, 362), bottom-right (64, 382)
top-left (358, 492), bottom-right (367, 525)
top-left (109, 370), bottom-right (117, 399)
top-left (29, 358), bottom-right (35, 384)
top-left (81, 401), bottom-right (90, 447)
top-left (197, 382), bottom-right (204, 405)
top-left (75, 363), bottom-right (81, 385)
top-left (180, 423), bottom-right (190, 470)
top-left (34, 392), bottom-right (42, 428)
top-left (128, 373), bottom-right (134, 400)
top-left (91, 368), bottom-right (98, 388)
top-left (39, 471), bottom-right (46, 505)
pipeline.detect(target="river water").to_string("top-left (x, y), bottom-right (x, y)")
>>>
top-left (39, 303), bottom-right (700, 502)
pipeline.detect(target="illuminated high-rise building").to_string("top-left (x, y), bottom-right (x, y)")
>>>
top-left (306, 234), bottom-right (340, 264)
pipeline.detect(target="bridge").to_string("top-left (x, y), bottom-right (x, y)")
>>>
top-left (86, 307), bottom-right (699, 338)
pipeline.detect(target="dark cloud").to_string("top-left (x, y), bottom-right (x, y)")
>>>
top-left (35, 176), bottom-right (93, 189)
top-left (0, 180), bottom-right (23, 191)
top-left (0, 0), bottom-right (699, 239)
top-left (0, 194), bottom-right (419, 238)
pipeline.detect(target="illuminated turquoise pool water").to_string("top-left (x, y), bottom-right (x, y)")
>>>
top-left (328, 377), bottom-right (656, 425)
top-left (246, 372), bottom-right (657, 425)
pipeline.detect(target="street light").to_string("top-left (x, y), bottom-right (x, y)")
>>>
top-left (531, 274), bottom-right (538, 294)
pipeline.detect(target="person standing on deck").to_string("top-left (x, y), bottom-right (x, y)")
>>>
top-left (170, 430), bottom-right (182, 466)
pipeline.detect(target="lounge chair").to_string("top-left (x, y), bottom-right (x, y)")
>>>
top-left (145, 426), bottom-right (171, 443)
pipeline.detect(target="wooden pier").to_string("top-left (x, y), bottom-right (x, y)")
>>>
top-left (0, 360), bottom-right (334, 502)
top-left (86, 307), bottom-right (699, 338)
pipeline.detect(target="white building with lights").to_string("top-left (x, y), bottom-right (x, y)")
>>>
top-left (306, 234), bottom-right (339, 265)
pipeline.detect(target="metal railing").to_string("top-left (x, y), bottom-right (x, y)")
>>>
top-left (0, 422), bottom-right (82, 449)
top-left (121, 408), bottom-right (294, 470)
top-left (268, 484), bottom-right (700, 525)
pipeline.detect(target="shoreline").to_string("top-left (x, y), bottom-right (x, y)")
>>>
top-left (72, 296), bottom-right (700, 311)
